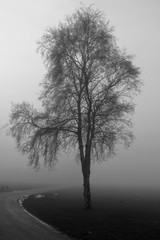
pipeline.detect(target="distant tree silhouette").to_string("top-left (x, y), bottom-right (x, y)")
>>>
top-left (0, 185), bottom-right (10, 192)
top-left (8, 6), bottom-right (141, 209)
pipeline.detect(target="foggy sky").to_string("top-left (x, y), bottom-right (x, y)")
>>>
top-left (0, 0), bottom-right (160, 189)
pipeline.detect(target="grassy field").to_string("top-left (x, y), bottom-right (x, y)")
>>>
top-left (22, 186), bottom-right (160, 240)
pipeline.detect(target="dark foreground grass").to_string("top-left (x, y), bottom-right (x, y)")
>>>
top-left (23, 187), bottom-right (160, 240)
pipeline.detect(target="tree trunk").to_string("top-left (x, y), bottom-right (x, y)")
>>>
top-left (78, 132), bottom-right (92, 209)
top-left (83, 172), bottom-right (91, 209)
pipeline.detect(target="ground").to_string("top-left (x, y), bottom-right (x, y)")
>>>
top-left (23, 186), bottom-right (160, 240)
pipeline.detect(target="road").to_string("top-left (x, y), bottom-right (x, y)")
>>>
top-left (0, 188), bottom-right (71, 240)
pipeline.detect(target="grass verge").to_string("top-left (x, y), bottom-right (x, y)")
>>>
top-left (22, 187), bottom-right (160, 240)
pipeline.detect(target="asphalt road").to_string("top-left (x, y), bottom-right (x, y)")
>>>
top-left (0, 188), bottom-right (71, 240)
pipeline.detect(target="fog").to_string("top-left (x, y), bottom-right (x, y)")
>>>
top-left (0, 0), bottom-right (160, 190)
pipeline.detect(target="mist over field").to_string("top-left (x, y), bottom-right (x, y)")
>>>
top-left (0, 0), bottom-right (160, 192)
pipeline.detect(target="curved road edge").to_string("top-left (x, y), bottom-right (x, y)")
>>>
top-left (18, 195), bottom-right (55, 230)
top-left (0, 188), bottom-right (73, 240)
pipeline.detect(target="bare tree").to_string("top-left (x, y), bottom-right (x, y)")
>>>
top-left (8, 6), bottom-right (141, 209)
